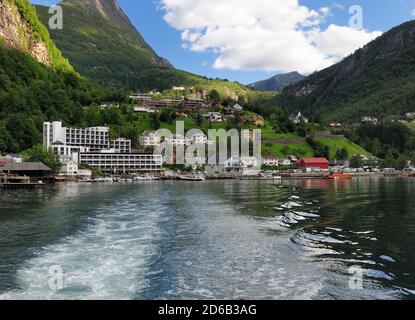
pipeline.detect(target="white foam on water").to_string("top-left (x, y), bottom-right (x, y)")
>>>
top-left (0, 195), bottom-right (165, 300)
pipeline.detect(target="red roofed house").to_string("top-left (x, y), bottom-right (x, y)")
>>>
top-left (297, 158), bottom-right (329, 171)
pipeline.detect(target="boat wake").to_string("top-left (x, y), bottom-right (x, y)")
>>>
top-left (0, 193), bottom-right (166, 300)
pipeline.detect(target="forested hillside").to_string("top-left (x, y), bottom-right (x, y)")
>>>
top-left (268, 20), bottom-right (415, 122)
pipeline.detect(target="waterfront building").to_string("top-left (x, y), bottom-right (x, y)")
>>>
top-left (297, 158), bottom-right (329, 171)
top-left (262, 157), bottom-right (279, 167)
top-left (279, 158), bottom-right (293, 166)
top-left (43, 121), bottom-right (110, 152)
top-left (78, 152), bottom-right (163, 174)
top-left (59, 160), bottom-right (78, 176)
top-left (110, 138), bottom-right (132, 154)
top-left (0, 162), bottom-right (52, 177)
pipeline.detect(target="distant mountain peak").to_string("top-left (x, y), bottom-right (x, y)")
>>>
top-left (61, 0), bottom-right (132, 28)
top-left (249, 71), bottom-right (305, 92)
top-left (56, 0), bottom-right (172, 68)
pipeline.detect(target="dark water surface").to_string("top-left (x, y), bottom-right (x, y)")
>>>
top-left (0, 178), bottom-right (414, 300)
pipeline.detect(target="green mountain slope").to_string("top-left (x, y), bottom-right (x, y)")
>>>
top-left (249, 72), bottom-right (305, 92)
top-left (34, 0), bottom-right (268, 100)
top-left (273, 20), bottom-right (415, 122)
top-left (0, 0), bottom-right (106, 153)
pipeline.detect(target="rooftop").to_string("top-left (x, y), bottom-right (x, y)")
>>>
top-left (0, 162), bottom-right (52, 172)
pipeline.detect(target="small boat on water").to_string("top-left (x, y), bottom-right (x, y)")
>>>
top-left (328, 173), bottom-right (353, 180)
top-left (178, 174), bottom-right (206, 181)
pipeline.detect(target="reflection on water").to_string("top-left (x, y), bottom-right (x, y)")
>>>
top-left (0, 178), bottom-right (415, 299)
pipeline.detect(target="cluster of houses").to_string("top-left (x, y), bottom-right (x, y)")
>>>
top-left (127, 91), bottom-right (267, 127)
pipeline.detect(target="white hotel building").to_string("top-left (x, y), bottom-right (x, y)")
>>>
top-left (43, 121), bottom-right (110, 155)
top-left (79, 152), bottom-right (163, 174)
top-left (43, 121), bottom-right (162, 173)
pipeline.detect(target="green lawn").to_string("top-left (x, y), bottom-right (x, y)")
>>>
top-left (262, 141), bottom-right (314, 158)
top-left (316, 137), bottom-right (371, 159)
top-left (404, 122), bottom-right (415, 133)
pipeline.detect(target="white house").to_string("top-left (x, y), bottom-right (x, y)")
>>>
top-left (140, 131), bottom-right (161, 147)
top-left (188, 133), bottom-right (214, 145)
top-left (129, 93), bottom-right (152, 101)
top-left (290, 111), bottom-right (309, 124)
top-left (361, 116), bottom-right (379, 125)
top-left (262, 157), bottom-right (279, 166)
top-left (203, 112), bottom-right (223, 122)
top-left (60, 161), bottom-right (78, 176)
top-left (165, 134), bottom-right (190, 146)
top-left (133, 105), bottom-right (156, 113)
top-left (100, 102), bottom-right (119, 110)
top-left (233, 103), bottom-right (244, 111)
top-left (279, 158), bottom-right (292, 166)
top-left (4, 153), bottom-right (23, 163)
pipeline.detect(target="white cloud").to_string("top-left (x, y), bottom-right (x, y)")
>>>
top-left (159, 0), bottom-right (382, 73)
top-left (412, 8), bottom-right (415, 17)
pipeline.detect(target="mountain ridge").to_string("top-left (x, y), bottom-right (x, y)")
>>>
top-left (274, 19), bottom-right (415, 122)
top-left (249, 72), bottom-right (305, 92)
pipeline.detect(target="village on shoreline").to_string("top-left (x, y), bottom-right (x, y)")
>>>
top-left (2, 91), bottom-right (415, 189)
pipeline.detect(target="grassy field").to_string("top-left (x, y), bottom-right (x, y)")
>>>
top-left (262, 141), bottom-right (314, 158)
top-left (404, 122), bottom-right (415, 133)
top-left (316, 137), bottom-right (371, 159)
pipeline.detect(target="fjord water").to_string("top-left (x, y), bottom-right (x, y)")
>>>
top-left (0, 179), bottom-right (415, 300)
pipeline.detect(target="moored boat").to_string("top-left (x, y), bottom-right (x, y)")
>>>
top-left (328, 173), bottom-right (353, 180)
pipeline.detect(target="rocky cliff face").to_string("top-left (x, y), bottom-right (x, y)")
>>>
top-left (0, 0), bottom-right (52, 67)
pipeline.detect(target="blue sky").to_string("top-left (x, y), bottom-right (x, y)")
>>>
top-left (31, 0), bottom-right (415, 84)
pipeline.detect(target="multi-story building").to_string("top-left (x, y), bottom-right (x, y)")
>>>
top-left (44, 122), bottom-right (162, 174)
top-left (43, 121), bottom-right (110, 152)
top-left (78, 152), bottom-right (163, 174)
top-left (110, 138), bottom-right (132, 154)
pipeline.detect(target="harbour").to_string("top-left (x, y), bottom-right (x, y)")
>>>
top-left (1, 178), bottom-right (415, 300)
